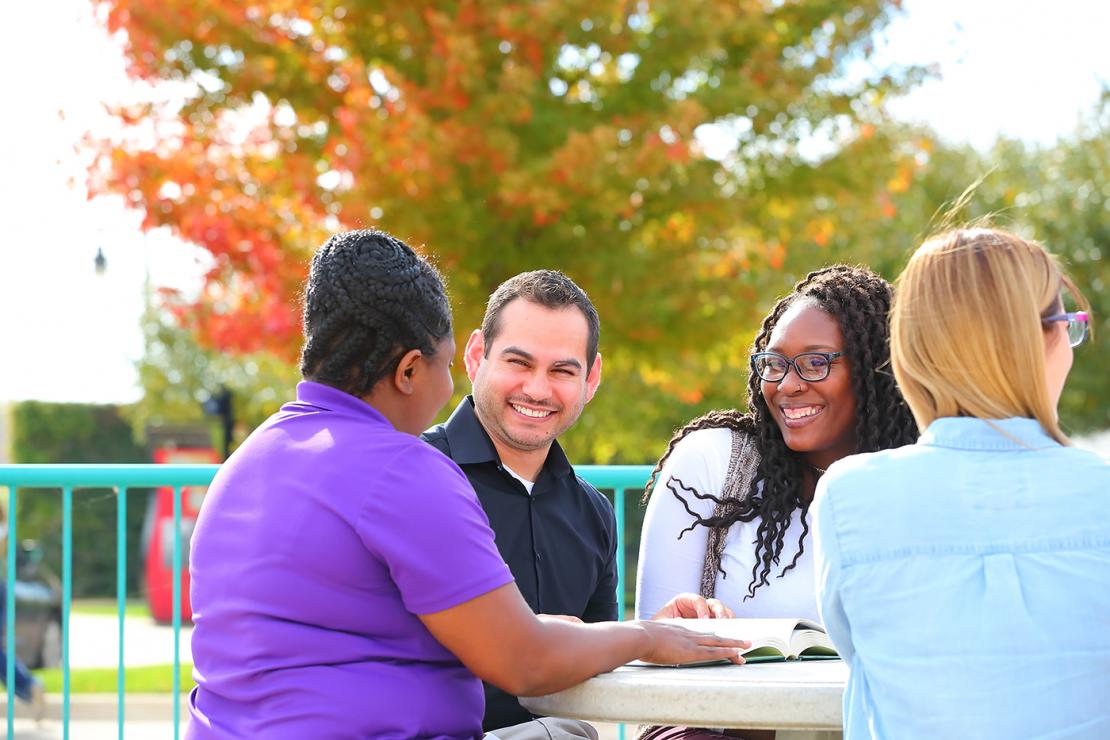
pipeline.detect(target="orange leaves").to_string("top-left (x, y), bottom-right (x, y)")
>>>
top-left (886, 162), bottom-right (915, 194)
top-left (661, 212), bottom-right (696, 244)
top-left (702, 245), bottom-right (752, 280)
top-left (808, 217), bottom-right (835, 247)
top-left (637, 361), bottom-right (706, 406)
top-left (766, 242), bottom-right (786, 270)
top-left (86, 0), bottom-right (917, 399)
top-left (878, 192), bottom-right (897, 219)
top-left (418, 5), bottom-right (486, 112)
top-left (550, 128), bottom-right (615, 194)
top-left (531, 208), bottom-right (558, 227)
top-left (664, 139), bottom-right (690, 164)
top-left (88, 90), bottom-right (325, 354)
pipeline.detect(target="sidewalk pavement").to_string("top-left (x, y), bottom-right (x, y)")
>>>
top-left (2, 695), bottom-right (628, 740)
top-left (2, 695), bottom-right (186, 739)
top-left (0, 613), bottom-right (192, 737)
top-left (68, 613), bottom-right (193, 668)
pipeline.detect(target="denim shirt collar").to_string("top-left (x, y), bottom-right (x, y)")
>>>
top-left (919, 416), bottom-right (1059, 451)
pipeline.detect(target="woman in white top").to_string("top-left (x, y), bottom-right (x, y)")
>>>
top-left (637, 265), bottom-right (918, 621)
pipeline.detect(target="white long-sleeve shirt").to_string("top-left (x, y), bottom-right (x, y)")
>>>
top-left (635, 427), bottom-right (819, 622)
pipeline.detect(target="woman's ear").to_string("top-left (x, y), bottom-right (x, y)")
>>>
top-left (392, 348), bottom-right (425, 396)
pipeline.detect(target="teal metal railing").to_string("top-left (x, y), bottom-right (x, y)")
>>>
top-left (1, 463), bottom-right (650, 738)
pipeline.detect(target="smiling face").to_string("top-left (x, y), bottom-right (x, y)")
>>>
top-left (465, 298), bottom-right (601, 475)
top-left (761, 301), bottom-right (858, 470)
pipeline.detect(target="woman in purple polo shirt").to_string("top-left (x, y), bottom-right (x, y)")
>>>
top-left (186, 230), bottom-right (746, 740)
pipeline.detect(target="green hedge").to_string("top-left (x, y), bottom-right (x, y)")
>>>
top-left (9, 402), bottom-right (151, 597)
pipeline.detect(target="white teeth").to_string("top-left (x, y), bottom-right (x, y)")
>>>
top-left (782, 406), bottom-right (821, 420)
top-left (512, 404), bottom-right (553, 418)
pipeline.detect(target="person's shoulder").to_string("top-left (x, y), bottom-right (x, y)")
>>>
top-left (814, 447), bottom-right (917, 533)
top-left (1042, 444), bottom-right (1110, 488)
top-left (658, 426), bottom-right (736, 468)
top-left (376, 433), bottom-right (465, 484)
top-left (570, 472), bottom-right (613, 512)
top-left (1055, 443), bottom-right (1110, 468)
top-left (823, 443), bottom-right (924, 491)
top-left (660, 425), bottom-right (737, 477)
top-left (419, 421), bottom-right (450, 455)
top-left (359, 439), bottom-right (483, 521)
top-left (677, 425), bottom-right (736, 450)
top-left (561, 467), bottom-right (617, 537)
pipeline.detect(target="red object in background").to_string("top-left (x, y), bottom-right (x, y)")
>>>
top-left (144, 447), bottom-right (219, 624)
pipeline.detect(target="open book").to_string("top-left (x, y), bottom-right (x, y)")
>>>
top-left (634, 618), bottom-right (839, 666)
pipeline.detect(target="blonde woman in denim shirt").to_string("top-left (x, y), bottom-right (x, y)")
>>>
top-left (813, 227), bottom-right (1109, 739)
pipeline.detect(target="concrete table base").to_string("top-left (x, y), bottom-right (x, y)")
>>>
top-left (521, 660), bottom-right (846, 739)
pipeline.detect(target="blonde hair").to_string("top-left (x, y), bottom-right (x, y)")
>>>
top-left (890, 227), bottom-right (1089, 445)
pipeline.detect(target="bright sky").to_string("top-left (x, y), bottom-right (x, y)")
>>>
top-left (2, 0), bottom-right (1107, 407)
top-left (875, 0), bottom-right (1109, 149)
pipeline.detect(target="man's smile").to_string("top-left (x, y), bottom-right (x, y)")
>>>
top-left (510, 403), bottom-right (556, 419)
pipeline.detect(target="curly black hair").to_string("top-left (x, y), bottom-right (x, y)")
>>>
top-left (644, 265), bottom-right (918, 599)
top-left (299, 229), bottom-right (452, 397)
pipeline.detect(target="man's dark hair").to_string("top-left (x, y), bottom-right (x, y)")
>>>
top-left (299, 229), bottom-right (452, 397)
top-left (480, 270), bottom-right (600, 370)
top-left (643, 265), bottom-right (918, 599)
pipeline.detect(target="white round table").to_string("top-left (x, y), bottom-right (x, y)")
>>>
top-left (520, 660), bottom-right (846, 738)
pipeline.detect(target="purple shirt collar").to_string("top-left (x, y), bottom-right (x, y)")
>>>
top-left (293, 380), bottom-right (392, 426)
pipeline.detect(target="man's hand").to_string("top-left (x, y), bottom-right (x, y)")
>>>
top-left (651, 592), bottom-right (734, 620)
top-left (635, 620), bottom-right (748, 666)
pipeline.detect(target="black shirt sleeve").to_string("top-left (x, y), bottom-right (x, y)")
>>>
top-left (579, 480), bottom-right (620, 623)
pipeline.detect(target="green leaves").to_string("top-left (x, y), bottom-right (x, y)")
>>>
top-left (92, 1), bottom-right (1106, 461)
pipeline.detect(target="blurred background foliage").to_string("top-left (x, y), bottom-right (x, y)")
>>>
top-left (9, 402), bottom-right (150, 597)
top-left (82, 0), bottom-right (1106, 464)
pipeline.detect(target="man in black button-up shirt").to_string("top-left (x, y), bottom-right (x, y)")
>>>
top-left (422, 270), bottom-right (617, 732)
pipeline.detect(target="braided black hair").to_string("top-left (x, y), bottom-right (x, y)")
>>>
top-left (299, 229), bottom-right (452, 397)
top-left (644, 265), bottom-right (918, 599)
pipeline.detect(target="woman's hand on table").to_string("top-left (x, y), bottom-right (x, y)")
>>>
top-left (538, 614), bottom-right (583, 624)
top-left (651, 593), bottom-right (734, 620)
top-left (636, 620), bottom-right (749, 665)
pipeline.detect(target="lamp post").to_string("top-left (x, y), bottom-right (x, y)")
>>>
top-left (202, 386), bottom-right (235, 460)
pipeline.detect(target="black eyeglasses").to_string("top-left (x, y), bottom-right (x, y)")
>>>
top-left (750, 351), bottom-right (843, 383)
top-left (1042, 311), bottom-right (1089, 348)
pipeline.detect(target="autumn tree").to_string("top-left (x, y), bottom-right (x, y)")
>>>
top-left (881, 101), bottom-right (1110, 434)
top-left (90, 0), bottom-right (926, 460)
top-left (1012, 103), bottom-right (1110, 433)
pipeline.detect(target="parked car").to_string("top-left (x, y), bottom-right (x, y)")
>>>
top-left (3, 540), bottom-right (63, 669)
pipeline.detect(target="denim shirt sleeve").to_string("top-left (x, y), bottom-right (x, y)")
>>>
top-left (812, 477), bottom-right (855, 664)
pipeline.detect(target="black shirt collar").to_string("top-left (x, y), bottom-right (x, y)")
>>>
top-left (443, 396), bottom-right (573, 476)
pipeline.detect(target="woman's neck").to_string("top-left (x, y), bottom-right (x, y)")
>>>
top-left (798, 460), bottom-right (827, 505)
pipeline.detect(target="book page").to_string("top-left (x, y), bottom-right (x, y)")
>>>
top-left (790, 628), bottom-right (838, 659)
top-left (656, 617), bottom-right (804, 646)
top-left (634, 618), bottom-right (818, 665)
